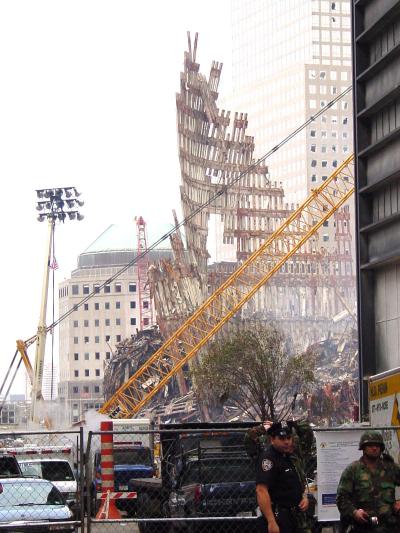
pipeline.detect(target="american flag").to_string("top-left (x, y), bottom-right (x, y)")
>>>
top-left (50, 257), bottom-right (59, 270)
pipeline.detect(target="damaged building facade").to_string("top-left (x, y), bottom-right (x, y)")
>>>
top-left (149, 35), bottom-right (356, 348)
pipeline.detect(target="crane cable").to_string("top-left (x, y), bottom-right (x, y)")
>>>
top-left (24, 85), bottom-right (353, 341)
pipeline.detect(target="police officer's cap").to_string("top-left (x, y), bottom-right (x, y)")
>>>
top-left (267, 421), bottom-right (293, 438)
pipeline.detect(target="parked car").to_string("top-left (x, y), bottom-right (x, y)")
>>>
top-left (0, 455), bottom-right (22, 478)
top-left (0, 477), bottom-right (75, 532)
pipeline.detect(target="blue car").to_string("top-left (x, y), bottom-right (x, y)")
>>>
top-left (0, 477), bottom-right (74, 532)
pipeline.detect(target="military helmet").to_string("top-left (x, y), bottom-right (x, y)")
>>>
top-left (359, 431), bottom-right (384, 450)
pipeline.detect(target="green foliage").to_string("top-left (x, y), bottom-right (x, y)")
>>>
top-left (192, 323), bottom-right (316, 421)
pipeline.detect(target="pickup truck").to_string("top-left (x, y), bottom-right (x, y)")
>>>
top-left (129, 421), bottom-right (258, 533)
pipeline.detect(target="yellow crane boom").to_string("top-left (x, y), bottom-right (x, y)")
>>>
top-left (101, 155), bottom-right (355, 418)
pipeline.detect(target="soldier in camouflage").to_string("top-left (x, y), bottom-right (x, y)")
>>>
top-left (336, 430), bottom-right (400, 532)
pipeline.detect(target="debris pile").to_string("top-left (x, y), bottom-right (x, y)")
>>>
top-left (103, 327), bottom-right (164, 400)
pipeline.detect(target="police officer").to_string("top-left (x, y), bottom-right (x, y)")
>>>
top-left (336, 430), bottom-right (400, 532)
top-left (256, 421), bottom-right (311, 533)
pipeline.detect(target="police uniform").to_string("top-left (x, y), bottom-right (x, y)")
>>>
top-left (256, 422), bottom-right (310, 533)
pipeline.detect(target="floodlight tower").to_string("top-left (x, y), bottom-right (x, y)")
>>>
top-left (32, 187), bottom-right (84, 421)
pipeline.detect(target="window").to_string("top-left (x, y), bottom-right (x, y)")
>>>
top-left (320, 101), bottom-right (326, 108)
top-left (84, 319), bottom-right (89, 327)
top-left (116, 335), bottom-right (121, 342)
top-left (94, 386), bottom-right (100, 393)
top-left (309, 100), bottom-right (316, 109)
top-left (116, 318), bottom-right (121, 326)
top-left (95, 369), bottom-right (100, 377)
top-left (84, 352), bottom-right (89, 360)
top-left (311, 160), bottom-right (317, 167)
top-left (130, 301), bottom-right (136, 309)
top-left (83, 386), bottom-right (89, 393)
top-left (130, 318), bottom-right (136, 326)
top-left (84, 336), bottom-right (89, 344)
top-left (95, 336), bottom-right (100, 344)
top-left (143, 301), bottom-right (149, 309)
top-left (323, 221), bottom-right (329, 227)
top-left (83, 285), bottom-right (90, 295)
top-left (106, 352), bottom-right (111, 360)
top-left (343, 118), bottom-right (348, 125)
top-left (341, 72), bottom-right (348, 81)
top-left (84, 303), bottom-right (89, 311)
top-left (332, 160), bottom-right (338, 167)
top-left (343, 146), bottom-right (349, 153)
top-left (95, 303), bottom-right (99, 311)
top-left (308, 70), bottom-right (316, 79)
top-left (115, 283), bottom-right (122, 293)
top-left (74, 353), bottom-right (79, 361)
top-left (74, 337), bottom-right (79, 345)
top-left (332, 145), bottom-right (337, 152)
top-left (331, 86), bottom-right (337, 95)
top-left (321, 145), bottom-right (327, 153)
top-left (104, 284), bottom-right (111, 294)
top-left (310, 130), bottom-right (316, 137)
top-left (129, 283), bottom-right (137, 293)
top-left (321, 131), bottom-right (327, 138)
top-left (322, 161), bottom-right (328, 167)
top-left (95, 352), bottom-right (100, 360)
top-left (323, 235), bottom-right (329, 242)
top-left (311, 174), bottom-right (317, 182)
top-left (73, 320), bottom-right (78, 328)
top-left (85, 369), bottom-right (89, 377)
top-left (72, 285), bottom-right (79, 295)
top-left (105, 318), bottom-right (110, 326)
top-left (342, 101), bottom-right (349, 111)
top-left (94, 284), bottom-right (100, 293)
top-left (143, 318), bottom-right (150, 326)
top-left (74, 370), bottom-right (79, 377)
top-left (321, 115), bottom-right (327, 123)
top-left (116, 302), bottom-right (121, 309)
top-left (105, 335), bottom-right (110, 342)
top-left (322, 175), bottom-right (328, 181)
top-left (320, 71), bottom-right (326, 79)
top-left (105, 302), bottom-right (110, 310)
top-left (73, 387), bottom-right (79, 394)
top-left (95, 319), bottom-right (99, 327)
top-left (311, 144), bottom-right (316, 152)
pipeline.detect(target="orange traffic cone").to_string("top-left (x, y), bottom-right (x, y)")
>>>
top-left (95, 490), bottom-right (122, 519)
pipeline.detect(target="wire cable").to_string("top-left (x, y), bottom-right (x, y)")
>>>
top-left (28, 85), bottom-right (352, 339)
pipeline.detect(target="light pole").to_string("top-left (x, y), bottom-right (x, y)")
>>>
top-left (32, 187), bottom-right (84, 422)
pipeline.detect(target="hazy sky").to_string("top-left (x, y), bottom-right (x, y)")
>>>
top-left (0, 1), bottom-right (232, 394)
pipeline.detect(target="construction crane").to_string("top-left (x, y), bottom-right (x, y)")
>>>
top-left (135, 216), bottom-right (154, 329)
top-left (100, 154), bottom-right (355, 418)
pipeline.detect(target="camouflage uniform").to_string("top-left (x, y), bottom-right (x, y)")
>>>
top-left (336, 435), bottom-right (400, 533)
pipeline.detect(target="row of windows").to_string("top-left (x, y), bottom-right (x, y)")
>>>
top-left (309, 85), bottom-right (348, 96)
top-left (308, 70), bottom-right (349, 81)
top-left (311, 130), bottom-right (349, 139)
top-left (309, 100), bottom-right (349, 111)
top-left (77, 300), bottom-right (146, 311)
top-left (72, 384), bottom-right (101, 394)
top-left (310, 144), bottom-right (349, 154)
top-left (71, 282), bottom-right (137, 296)
top-left (310, 159), bottom-right (339, 168)
top-left (73, 352), bottom-right (110, 361)
top-left (73, 369), bottom-right (101, 378)
top-left (74, 334), bottom-right (123, 344)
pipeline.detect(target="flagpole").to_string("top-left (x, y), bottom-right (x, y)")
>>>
top-left (31, 218), bottom-right (54, 422)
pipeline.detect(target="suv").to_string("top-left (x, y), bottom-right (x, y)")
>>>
top-left (167, 436), bottom-right (256, 532)
top-left (0, 454), bottom-right (22, 478)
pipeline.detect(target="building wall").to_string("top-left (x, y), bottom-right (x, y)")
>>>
top-left (352, 0), bottom-right (400, 411)
top-left (228, 0), bottom-right (353, 250)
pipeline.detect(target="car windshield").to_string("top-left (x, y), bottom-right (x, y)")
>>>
top-left (113, 448), bottom-right (152, 466)
top-left (19, 461), bottom-right (74, 482)
top-left (0, 481), bottom-right (64, 506)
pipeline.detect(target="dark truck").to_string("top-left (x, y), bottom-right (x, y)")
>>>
top-left (129, 421), bottom-right (258, 533)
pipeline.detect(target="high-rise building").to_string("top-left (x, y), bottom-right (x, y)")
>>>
top-left (227, 0), bottom-right (353, 249)
top-left (57, 223), bottom-right (172, 423)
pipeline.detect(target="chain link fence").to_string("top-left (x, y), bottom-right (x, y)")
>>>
top-left (86, 425), bottom-right (259, 533)
top-left (0, 429), bottom-right (83, 532)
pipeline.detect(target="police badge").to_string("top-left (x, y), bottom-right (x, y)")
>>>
top-left (262, 459), bottom-right (273, 471)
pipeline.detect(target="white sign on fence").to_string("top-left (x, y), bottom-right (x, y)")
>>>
top-left (315, 429), bottom-right (363, 522)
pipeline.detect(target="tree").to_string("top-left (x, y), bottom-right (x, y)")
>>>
top-left (191, 323), bottom-right (315, 421)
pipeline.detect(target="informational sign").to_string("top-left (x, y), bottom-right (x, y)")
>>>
top-left (369, 368), bottom-right (400, 463)
top-left (315, 429), bottom-right (363, 522)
